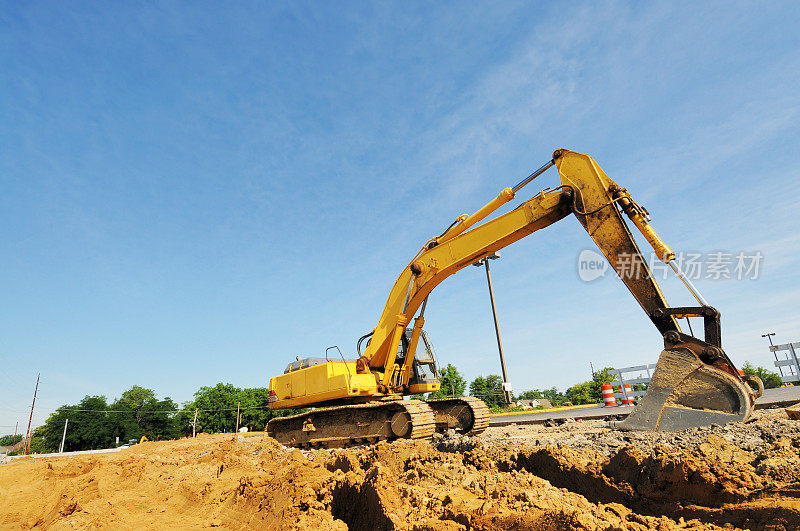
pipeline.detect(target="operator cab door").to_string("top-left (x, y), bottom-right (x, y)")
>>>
top-left (398, 329), bottom-right (441, 394)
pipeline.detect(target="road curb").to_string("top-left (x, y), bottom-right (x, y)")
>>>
top-left (490, 403), bottom-right (600, 418)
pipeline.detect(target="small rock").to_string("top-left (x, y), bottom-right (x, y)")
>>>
top-left (785, 402), bottom-right (800, 420)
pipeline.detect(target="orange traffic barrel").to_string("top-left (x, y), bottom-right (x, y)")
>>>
top-left (618, 384), bottom-right (633, 404)
top-left (602, 383), bottom-right (616, 406)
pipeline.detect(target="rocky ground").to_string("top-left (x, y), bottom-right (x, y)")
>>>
top-left (0, 407), bottom-right (798, 530)
top-left (481, 408), bottom-right (800, 456)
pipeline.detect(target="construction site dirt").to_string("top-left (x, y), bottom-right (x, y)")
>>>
top-left (1, 408), bottom-right (798, 530)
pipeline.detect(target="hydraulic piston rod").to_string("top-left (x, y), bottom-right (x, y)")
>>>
top-left (437, 159), bottom-right (555, 246)
top-left (512, 160), bottom-right (555, 192)
top-left (669, 260), bottom-right (710, 306)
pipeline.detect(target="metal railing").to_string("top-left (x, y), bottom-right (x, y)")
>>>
top-left (609, 363), bottom-right (657, 402)
top-left (770, 342), bottom-right (800, 383)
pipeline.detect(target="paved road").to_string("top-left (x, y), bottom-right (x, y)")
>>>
top-left (490, 385), bottom-right (800, 426)
top-left (757, 386), bottom-right (800, 405)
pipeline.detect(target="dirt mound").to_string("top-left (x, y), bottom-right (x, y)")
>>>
top-left (485, 408), bottom-right (800, 457)
top-left (0, 436), bottom-right (343, 529)
top-left (0, 434), bottom-right (706, 530)
top-left (1, 409), bottom-right (799, 530)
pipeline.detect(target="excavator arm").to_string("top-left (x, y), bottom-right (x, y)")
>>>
top-left (357, 149), bottom-right (759, 430)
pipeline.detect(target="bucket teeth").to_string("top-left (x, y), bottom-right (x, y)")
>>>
top-left (612, 347), bottom-right (755, 432)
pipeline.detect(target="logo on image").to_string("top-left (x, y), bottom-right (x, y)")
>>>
top-left (577, 249), bottom-right (608, 282)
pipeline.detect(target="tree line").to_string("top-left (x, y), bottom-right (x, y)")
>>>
top-left (429, 363), bottom-right (618, 409)
top-left (7, 384), bottom-right (302, 455)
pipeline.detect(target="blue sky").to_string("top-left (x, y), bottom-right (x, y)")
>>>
top-left (2, 2), bottom-right (799, 433)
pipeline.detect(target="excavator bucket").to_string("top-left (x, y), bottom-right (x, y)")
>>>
top-left (611, 341), bottom-right (762, 432)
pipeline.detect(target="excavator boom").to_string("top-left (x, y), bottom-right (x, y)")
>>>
top-left (267, 149), bottom-right (759, 447)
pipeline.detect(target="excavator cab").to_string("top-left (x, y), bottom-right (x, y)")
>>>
top-left (396, 329), bottom-right (440, 395)
top-left (409, 331), bottom-right (440, 395)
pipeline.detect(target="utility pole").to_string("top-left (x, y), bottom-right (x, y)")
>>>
top-left (59, 419), bottom-right (69, 453)
top-left (473, 253), bottom-right (512, 406)
top-left (762, 332), bottom-right (784, 376)
top-left (236, 402), bottom-right (240, 433)
top-left (191, 408), bottom-right (198, 438)
top-left (24, 373), bottom-right (40, 455)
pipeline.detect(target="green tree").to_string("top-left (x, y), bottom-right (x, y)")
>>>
top-left (5, 427), bottom-right (48, 456)
top-left (516, 390), bottom-right (544, 400)
top-left (108, 385), bottom-right (179, 442)
top-left (469, 374), bottom-right (505, 408)
top-left (236, 387), bottom-right (274, 432)
top-left (515, 388), bottom-right (566, 405)
top-left (0, 434), bottom-right (23, 447)
top-left (177, 383), bottom-right (303, 436)
top-left (37, 388), bottom-right (179, 453)
top-left (541, 387), bottom-right (566, 405)
top-left (742, 362), bottom-right (782, 389)
top-left (429, 364), bottom-right (467, 398)
top-left (469, 376), bottom-right (487, 403)
top-left (564, 381), bottom-right (594, 404)
top-left (40, 395), bottom-right (112, 453)
top-left (27, 426), bottom-right (48, 454)
top-left (189, 383), bottom-right (241, 434)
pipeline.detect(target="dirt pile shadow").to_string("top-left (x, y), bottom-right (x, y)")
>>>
top-left (503, 434), bottom-right (800, 529)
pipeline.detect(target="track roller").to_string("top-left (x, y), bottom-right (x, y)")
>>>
top-left (426, 397), bottom-right (490, 436)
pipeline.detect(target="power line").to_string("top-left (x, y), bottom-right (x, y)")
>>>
top-left (58, 404), bottom-right (274, 414)
top-left (0, 351), bottom-right (24, 388)
top-left (18, 405), bottom-right (279, 421)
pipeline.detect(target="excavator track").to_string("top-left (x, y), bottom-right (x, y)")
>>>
top-left (267, 399), bottom-right (435, 449)
top-left (426, 397), bottom-right (490, 436)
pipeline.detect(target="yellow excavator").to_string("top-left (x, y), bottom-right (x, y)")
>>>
top-left (267, 149), bottom-right (762, 448)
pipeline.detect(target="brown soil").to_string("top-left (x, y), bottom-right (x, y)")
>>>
top-left (0, 408), bottom-right (798, 530)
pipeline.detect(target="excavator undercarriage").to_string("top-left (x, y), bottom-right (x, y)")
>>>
top-left (267, 397), bottom-right (489, 449)
top-left (267, 148), bottom-right (760, 448)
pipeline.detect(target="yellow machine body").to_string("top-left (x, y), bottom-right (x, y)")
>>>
top-left (270, 361), bottom-right (378, 409)
top-left (271, 360), bottom-right (441, 409)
